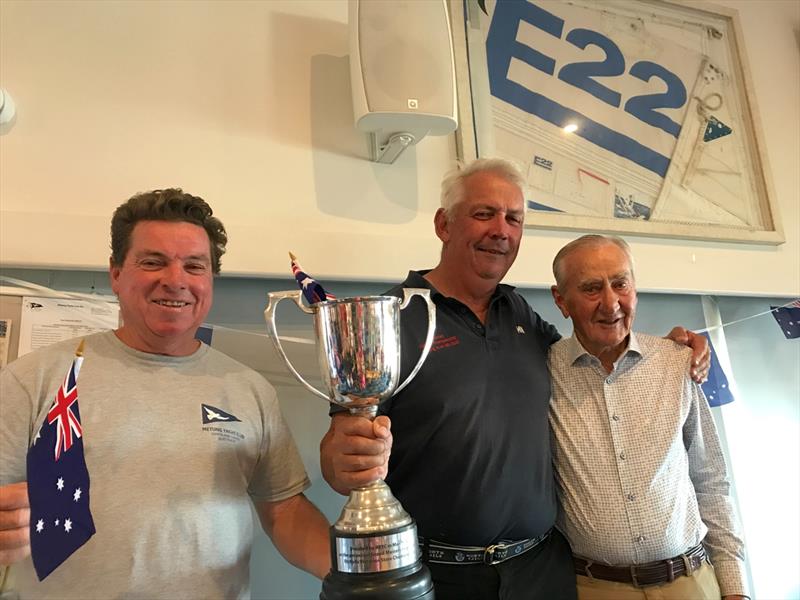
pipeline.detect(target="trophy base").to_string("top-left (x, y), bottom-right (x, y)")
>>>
top-left (320, 562), bottom-right (435, 600)
top-left (323, 486), bottom-right (434, 599)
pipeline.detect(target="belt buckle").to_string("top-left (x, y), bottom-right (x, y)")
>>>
top-left (630, 565), bottom-right (641, 588)
top-left (681, 553), bottom-right (695, 574)
top-left (483, 542), bottom-right (506, 565)
top-left (582, 559), bottom-right (595, 579)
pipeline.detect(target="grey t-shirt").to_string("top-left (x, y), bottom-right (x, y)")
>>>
top-left (0, 331), bottom-right (310, 599)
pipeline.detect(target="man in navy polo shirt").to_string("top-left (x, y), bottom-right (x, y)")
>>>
top-left (320, 159), bottom-right (709, 600)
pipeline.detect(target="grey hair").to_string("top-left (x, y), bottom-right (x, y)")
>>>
top-left (440, 158), bottom-right (526, 220)
top-left (552, 235), bottom-right (635, 289)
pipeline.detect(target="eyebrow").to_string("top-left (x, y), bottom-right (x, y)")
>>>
top-left (578, 272), bottom-right (631, 286)
top-left (578, 279), bottom-right (602, 288)
top-left (471, 203), bottom-right (524, 216)
top-left (135, 250), bottom-right (211, 263)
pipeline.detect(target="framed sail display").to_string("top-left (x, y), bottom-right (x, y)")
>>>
top-left (451, 0), bottom-right (784, 244)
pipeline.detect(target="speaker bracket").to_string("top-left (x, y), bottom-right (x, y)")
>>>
top-left (369, 132), bottom-right (416, 164)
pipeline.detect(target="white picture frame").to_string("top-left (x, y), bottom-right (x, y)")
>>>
top-left (451, 0), bottom-right (784, 245)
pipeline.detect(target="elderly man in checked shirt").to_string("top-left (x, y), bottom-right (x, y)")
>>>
top-left (547, 234), bottom-right (748, 600)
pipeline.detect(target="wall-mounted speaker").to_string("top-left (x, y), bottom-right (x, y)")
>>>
top-left (349, 0), bottom-right (458, 163)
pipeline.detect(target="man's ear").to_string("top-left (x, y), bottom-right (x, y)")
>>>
top-left (433, 208), bottom-right (450, 244)
top-left (109, 257), bottom-right (121, 295)
top-left (551, 285), bottom-right (570, 318)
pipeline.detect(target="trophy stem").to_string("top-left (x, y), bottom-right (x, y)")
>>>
top-left (336, 480), bottom-right (412, 534)
top-left (348, 405), bottom-right (379, 420)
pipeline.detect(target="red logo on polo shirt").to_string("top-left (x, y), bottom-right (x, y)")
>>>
top-left (422, 333), bottom-right (461, 352)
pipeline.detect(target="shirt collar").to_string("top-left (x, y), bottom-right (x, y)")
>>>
top-left (566, 331), bottom-right (643, 366)
top-left (402, 270), bottom-right (516, 303)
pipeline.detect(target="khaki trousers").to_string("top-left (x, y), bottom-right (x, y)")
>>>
top-left (577, 562), bottom-right (721, 600)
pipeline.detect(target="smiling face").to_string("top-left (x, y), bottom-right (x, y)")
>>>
top-left (110, 220), bottom-right (214, 356)
top-left (436, 170), bottom-right (524, 286)
top-left (551, 241), bottom-right (637, 363)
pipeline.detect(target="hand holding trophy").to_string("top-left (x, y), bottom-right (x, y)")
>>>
top-left (265, 255), bottom-right (436, 599)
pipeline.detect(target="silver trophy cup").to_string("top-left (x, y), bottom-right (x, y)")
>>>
top-left (264, 289), bottom-right (436, 599)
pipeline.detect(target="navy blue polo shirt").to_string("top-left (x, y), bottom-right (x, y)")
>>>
top-left (379, 270), bottom-right (560, 546)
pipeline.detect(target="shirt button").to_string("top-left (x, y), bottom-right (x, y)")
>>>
top-left (619, 452), bottom-right (626, 460)
top-left (627, 493), bottom-right (636, 501)
top-left (612, 414), bottom-right (620, 422)
top-left (636, 535), bottom-right (646, 543)
top-left (605, 377), bottom-right (612, 384)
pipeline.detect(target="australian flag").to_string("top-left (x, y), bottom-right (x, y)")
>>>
top-left (700, 333), bottom-right (735, 408)
top-left (289, 252), bottom-right (335, 304)
top-left (26, 344), bottom-right (95, 580)
top-left (771, 301), bottom-right (800, 339)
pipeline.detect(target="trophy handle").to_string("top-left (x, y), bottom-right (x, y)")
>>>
top-left (264, 290), bottom-right (330, 402)
top-left (393, 288), bottom-right (437, 395)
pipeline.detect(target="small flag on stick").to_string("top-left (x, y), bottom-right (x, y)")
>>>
top-left (289, 252), bottom-right (335, 304)
top-left (700, 333), bottom-right (734, 407)
top-left (27, 339), bottom-right (95, 580)
top-left (771, 301), bottom-right (800, 339)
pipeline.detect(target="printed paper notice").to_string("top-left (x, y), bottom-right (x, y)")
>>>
top-left (0, 319), bottom-right (11, 367)
top-left (18, 296), bottom-right (119, 357)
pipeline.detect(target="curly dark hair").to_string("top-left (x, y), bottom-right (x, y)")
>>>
top-left (110, 188), bottom-right (227, 274)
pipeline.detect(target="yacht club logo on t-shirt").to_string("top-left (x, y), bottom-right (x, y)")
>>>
top-left (201, 404), bottom-right (244, 443)
top-left (201, 404), bottom-right (241, 424)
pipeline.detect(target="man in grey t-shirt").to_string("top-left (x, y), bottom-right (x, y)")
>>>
top-left (0, 189), bottom-right (330, 598)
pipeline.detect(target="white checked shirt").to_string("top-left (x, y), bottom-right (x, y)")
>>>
top-left (548, 332), bottom-right (748, 597)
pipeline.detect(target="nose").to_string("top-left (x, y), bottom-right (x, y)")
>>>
top-left (488, 213), bottom-right (511, 240)
top-left (161, 262), bottom-right (187, 290)
top-left (598, 284), bottom-right (620, 313)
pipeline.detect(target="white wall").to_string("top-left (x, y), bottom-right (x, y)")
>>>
top-left (0, 0), bottom-right (450, 283)
top-left (0, 0), bottom-right (798, 297)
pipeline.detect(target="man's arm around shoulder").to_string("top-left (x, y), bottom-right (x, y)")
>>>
top-left (665, 327), bottom-right (710, 383)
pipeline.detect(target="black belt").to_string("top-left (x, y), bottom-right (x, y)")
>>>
top-left (574, 542), bottom-right (708, 587)
top-left (420, 529), bottom-right (551, 565)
